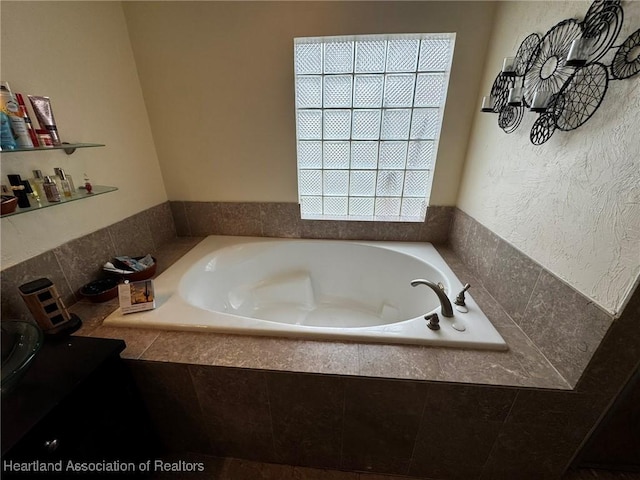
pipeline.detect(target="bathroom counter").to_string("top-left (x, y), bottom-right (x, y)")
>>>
top-left (72, 237), bottom-right (571, 390)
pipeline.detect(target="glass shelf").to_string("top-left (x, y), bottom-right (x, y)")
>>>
top-left (1, 185), bottom-right (118, 218)
top-left (0, 143), bottom-right (105, 155)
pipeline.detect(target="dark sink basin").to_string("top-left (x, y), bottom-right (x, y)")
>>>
top-left (1, 321), bottom-right (44, 395)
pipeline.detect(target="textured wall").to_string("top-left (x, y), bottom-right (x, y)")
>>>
top-left (123, 1), bottom-right (496, 205)
top-left (0, 2), bottom-right (167, 269)
top-left (458, 1), bottom-right (640, 315)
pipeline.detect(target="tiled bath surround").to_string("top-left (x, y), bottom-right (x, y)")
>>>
top-left (114, 265), bottom-right (639, 480)
top-left (2, 201), bottom-right (639, 479)
top-left (76, 233), bottom-right (637, 479)
top-left (167, 200), bottom-right (617, 386)
top-left (123, 305), bottom-right (639, 480)
top-left (449, 209), bottom-right (615, 387)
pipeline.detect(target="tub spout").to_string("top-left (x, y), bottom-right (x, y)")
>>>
top-left (410, 279), bottom-right (454, 318)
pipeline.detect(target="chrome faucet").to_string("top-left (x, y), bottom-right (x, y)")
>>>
top-left (410, 279), bottom-right (454, 318)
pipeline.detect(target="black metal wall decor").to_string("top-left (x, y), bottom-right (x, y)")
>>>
top-left (481, 0), bottom-right (639, 145)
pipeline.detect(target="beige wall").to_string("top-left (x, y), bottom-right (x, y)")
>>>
top-left (458, 1), bottom-right (640, 315)
top-left (123, 1), bottom-right (496, 204)
top-left (0, 1), bottom-right (167, 268)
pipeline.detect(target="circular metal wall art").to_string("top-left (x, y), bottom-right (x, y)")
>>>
top-left (490, 73), bottom-right (514, 113)
top-left (611, 29), bottom-right (640, 79)
top-left (583, 0), bottom-right (621, 25)
top-left (530, 113), bottom-right (557, 145)
top-left (555, 62), bottom-right (609, 131)
top-left (582, 4), bottom-right (623, 64)
top-left (514, 33), bottom-right (541, 77)
top-left (498, 105), bottom-right (524, 134)
top-left (484, 0), bottom-right (636, 145)
top-left (549, 92), bottom-right (566, 120)
top-left (524, 19), bottom-right (584, 105)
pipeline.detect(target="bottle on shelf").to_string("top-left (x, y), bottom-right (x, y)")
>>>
top-left (23, 179), bottom-right (40, 204)
top-left (15, 93), bottom-right (39, 147)
top-left (83, 173), bottom-right (93, 194)
top-left (7, 174), bottom-right (30, 208)
top-left (35, 129), bottom-right (53, 147)
top-left (55, 169), bottom-right (72, 198)
top-left (0, 112), bottom-right (17, 150)
top-left (43, 176), bottom-right (61, 202)
top-left (0, 81), bottom-right (33, 148)
top-left (29, 170), bottom-right (46, 199)
top-left (54, 167), bottom-right (75, 193)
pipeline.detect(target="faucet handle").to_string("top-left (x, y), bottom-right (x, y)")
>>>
top-left (454, 283), bottom-right (471, 306)
top-left (424, 313), bottom-right (440, 330)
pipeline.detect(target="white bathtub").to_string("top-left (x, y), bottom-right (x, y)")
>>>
top-left (103, 236), bottom-right (507, 350)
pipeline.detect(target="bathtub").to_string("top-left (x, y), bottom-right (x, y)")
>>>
top-left (103, 236), bottom-right (507, 350)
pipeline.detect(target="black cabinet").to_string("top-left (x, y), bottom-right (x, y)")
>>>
top-left (578, 366), bottom-right (640, 472)
top-left (2, 336), bottom-right (160, 478)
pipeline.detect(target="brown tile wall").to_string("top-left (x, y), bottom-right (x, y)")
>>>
top-left (169, 201), bottom-right (453, 243)
top-left (448, 208), bottom-right (616, 387)
top-left (128, 349), bottom-right (640, 480)
top-left (0, 201), bottom-right (176, 322)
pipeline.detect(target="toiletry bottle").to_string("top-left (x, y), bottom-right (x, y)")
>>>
top-left (54, 167), bottom-right (75, 193)
top-left (7, 174), bottom-right (31, 208)
top-left (68, 172), bottom-right (76, 193)
top-left (30, 170), bottom-right (46, 199)
top-left (55, 169), bottom-right (72, 198)
top-left (15, 93), bottom-right (39, 147)
top-left (0, 82), bottom-right (33, 148)
top-left (0, 112), bottom-right (17, 150)
top-left (43, 176), bottom-right (61, 202)
top-left (35, 129), bottom-right (53, 147)
top-left (9, 184), bottom-right (30, 208)
top-left (28, 95), bottom-right (61, 146)
top-left (83, 173), bottom-right (93, 194)
top-left (22, 180), bottom-right (40, 203)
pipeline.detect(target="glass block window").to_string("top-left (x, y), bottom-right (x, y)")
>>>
top-left (295, 33), bottom-right (455, 221)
